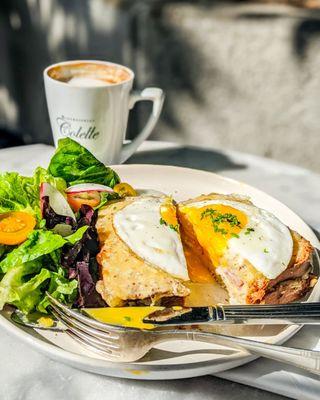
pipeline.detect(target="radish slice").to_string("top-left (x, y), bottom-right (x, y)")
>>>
top-left (40, 182), bottom-right (76, 220)
top-left (65, 183), bottom-right (114, 194)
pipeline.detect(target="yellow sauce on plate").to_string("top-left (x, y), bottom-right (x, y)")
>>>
top-left (82, 307), bottom-right (165, 330)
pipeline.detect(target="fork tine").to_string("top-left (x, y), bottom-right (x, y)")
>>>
top-left (65, 324), bottom-right (120, 355)
top-left (65, 330), bottom-right (120, 360)
top-left (50, 307), bottom-right (120, 348)
top-left (45, 293), bottom-right (155, 362)
top-left (45, 292), bottom-right (123, 335)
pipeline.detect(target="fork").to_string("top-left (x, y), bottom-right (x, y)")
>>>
top-left (46, 293), bottom-right (320, 376)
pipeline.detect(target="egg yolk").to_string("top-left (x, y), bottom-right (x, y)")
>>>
top-left (160, 199), bottom-right (215, 282)
top-left (184, 247), bottom-right (216, 283)
top-left (181, 204), bottom-right (248, 267)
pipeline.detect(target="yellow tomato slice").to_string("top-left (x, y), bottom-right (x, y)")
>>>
top-left (0, 211), bottom-right (36, 245)
top-left (113, 183), bottom-right (137, 197)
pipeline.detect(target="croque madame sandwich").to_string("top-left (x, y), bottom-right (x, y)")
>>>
top-left (177, 193), bottom-right (315, 304)
top-left (95, 193), bottom-right (315, 306)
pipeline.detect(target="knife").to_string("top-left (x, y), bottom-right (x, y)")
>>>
top-left (143, 302), bottom-right (320, 326)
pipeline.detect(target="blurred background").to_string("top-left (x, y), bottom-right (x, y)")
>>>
top-left (1, 0), bottom-right (320, 171)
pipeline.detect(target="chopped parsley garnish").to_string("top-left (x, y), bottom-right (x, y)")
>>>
top-left (231, 233), bottom-right (240, 239)
top-left (244, 227), bottom-right (255, 235)
top-left (201, 208), bottom-right (241, 236)
top-left (169, 224), bottom-right (179, 232)
top-left (159, 217), bottom-right (166, 226)
top-left (159, 218), bottom-right (179, 232)
top-left (263, 248), bottom-right (269, 254)
top-left (124, 316), bottom-right (132, 322)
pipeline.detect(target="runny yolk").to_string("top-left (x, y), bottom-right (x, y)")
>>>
top-left (83, 307), bottom-right (164, 330)
top-left (181, 204), bottom-right (248, 267)
top-left (184, 247), bottom-right (215, 283)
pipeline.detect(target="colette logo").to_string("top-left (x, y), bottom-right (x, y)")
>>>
top-left (56, 115), bottom-right (100, 140)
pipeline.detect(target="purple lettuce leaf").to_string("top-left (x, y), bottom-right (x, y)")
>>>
top-left (42, 197), bottom-right (105, 307)
top-left (61, 205), bottom-right (104, 307)
top-left (75, 260), bottom-right (105, 308)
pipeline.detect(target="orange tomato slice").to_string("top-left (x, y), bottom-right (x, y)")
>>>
top-left (0, 211), bottom-right (36, 245)
top-left (67, 191), bottom-right (101, 212)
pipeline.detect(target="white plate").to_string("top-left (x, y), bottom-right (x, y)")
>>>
top-left (1, 164), bottom-right (319, 380)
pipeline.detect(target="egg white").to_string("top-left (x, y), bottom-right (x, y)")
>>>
top-left (188, 199), bottom-right (293, 279)
top-left (113, 197), bottom-right (189, 280)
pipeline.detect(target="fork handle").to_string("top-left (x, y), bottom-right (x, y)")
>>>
top-left (187, 331), bottom-right (320, 376)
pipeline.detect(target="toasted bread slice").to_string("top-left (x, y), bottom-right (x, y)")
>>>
top-left (263, 231), bottom-right (314, 304)
top-left (95, 198), bottom-right (189, 307)
top-left (178, 193), bottom-right (314, 304)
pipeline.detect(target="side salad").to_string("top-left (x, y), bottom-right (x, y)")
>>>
top-left (0, 138), bottom-right (128, 315)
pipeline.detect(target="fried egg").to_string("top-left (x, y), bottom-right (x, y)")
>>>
top-left (113, 196), bottom-right (189, 281)
top-left (179, 198), bottom-right (293, 279)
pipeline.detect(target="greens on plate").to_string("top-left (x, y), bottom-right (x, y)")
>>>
top-left (0, 138), bottom-right (123, 315)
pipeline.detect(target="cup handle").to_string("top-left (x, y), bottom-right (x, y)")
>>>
top-left (120, 87), bottom-right (164, 163)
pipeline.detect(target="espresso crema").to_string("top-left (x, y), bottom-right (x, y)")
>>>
top-left (48, 62), bottom-right (131, 87)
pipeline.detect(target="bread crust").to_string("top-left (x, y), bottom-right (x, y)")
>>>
top-left (263, 230), bottom-right (314, 304)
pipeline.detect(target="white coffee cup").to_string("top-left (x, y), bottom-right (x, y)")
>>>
top-left (44, 60), bottom-right (164, 164)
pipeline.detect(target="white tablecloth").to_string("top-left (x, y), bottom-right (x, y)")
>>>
top-left (1, 141), bottom-right (320, 400)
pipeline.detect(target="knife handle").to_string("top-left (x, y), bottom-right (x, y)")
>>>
top-left (220, 302), bottom-right (320, 325)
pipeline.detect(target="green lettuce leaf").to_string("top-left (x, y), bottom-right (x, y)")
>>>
top-left (37, 270), bottom-right (78, 313)
top-left (0, 263), bottom-right (77, 314)
top-left (94, 191), bottom-right (120, 210)
top-left (0, 227), bottom-right (87, 313)
top-left (0, 227), bottom-right (88, 274)
top-left (33, 166), bottom-right (67, 194)
top-left (0, 265), bottom-right (51, 313)
top-left (65, 226), bottom-right (88, 245)
top-left (0, 245), bottom-right (11, 262)
top-left (0, 230), bottom-right (66, 273)
top-left (0, 172), bottom-right (35, 215)
top-left (0, 166), bottom-right (66, 220)
top-left (48, 138), bottom-right (120, 187)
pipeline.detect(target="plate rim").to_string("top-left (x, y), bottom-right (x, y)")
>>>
top-left (1, 164), bottom-right (319, 379)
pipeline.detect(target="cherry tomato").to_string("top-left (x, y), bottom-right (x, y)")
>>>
top-left (0, 211), bottom-right (36, 245)
top-left (66, 191), bottom-right (101, 212)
